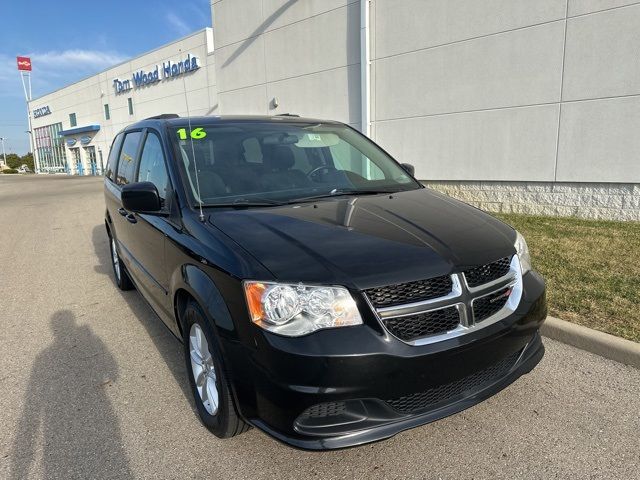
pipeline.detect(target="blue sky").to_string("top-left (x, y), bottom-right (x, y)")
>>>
top-left (0, 0), bottom-right (211, 154)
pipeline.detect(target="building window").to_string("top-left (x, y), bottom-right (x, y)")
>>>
top-left (104, 104), bottom-right (110, 120)
top-left (127, 97), bottom-right (133, 115)
top-left (69, 113), bottom-right (77, 127)
top-left (34, 122), bottom-right (67, 173)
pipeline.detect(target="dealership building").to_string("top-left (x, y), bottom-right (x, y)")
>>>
top-left (29, 28), bottom-right (216, 176)
top-left (29, 0), bottom-right (640, 220)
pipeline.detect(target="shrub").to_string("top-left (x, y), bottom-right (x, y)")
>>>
top-left (1, 168), bottom-right (19, 174)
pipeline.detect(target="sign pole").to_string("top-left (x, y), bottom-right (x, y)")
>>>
top-left (17, 56), bottom-right (39, 173)
top-left (22, 73), bottom-right (38, 174)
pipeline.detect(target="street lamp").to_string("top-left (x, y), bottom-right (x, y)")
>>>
top-left (0, 137), bottom-right (7, 167)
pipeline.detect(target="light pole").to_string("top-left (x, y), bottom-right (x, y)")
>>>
top-left (0, 137), bottom-right (7, 167)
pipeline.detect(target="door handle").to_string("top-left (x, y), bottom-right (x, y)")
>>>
top-left (125, 213), bottom-right (137, 224)
top-left (118, 208), bottom-right (128, 216)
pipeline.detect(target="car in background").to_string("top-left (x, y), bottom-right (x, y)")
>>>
top-left (103, 114), bottom-right (547, 450)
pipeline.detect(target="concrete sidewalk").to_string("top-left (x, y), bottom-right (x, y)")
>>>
top-left (543, 316), bottom-right (640, 369)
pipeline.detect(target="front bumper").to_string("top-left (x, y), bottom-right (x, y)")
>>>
top-left (228, 271), bottom-right (547, 450)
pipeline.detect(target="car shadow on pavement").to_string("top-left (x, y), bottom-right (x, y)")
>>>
top-left (9, 310), bottom-right (133, 479)
top-left (90, 224), bottom-right (194, 409)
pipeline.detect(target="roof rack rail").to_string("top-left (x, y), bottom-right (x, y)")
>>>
top-left (275, 113), bottom-right (300, 117)
top-left (145, 113), bottom-right (180, 120)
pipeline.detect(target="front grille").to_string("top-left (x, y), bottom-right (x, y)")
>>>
top-left (298, 401), bottom-right (347, 419)
top-left (386, 349), bottom-right (522, 414)
top-left (382, 306), bottom-right (460, 342)
top-left (365, 275), bottom-right (453, 308)
top-left (473, 287), bottom-right (512, 322)
top-left (463, 256), bottom-right (512, 288)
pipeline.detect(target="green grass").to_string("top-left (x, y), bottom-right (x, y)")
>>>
top-left (494, 213), bottom-right (640, 343)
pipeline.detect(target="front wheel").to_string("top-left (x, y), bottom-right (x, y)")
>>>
top-left (183, 300), bottom-right (249, 438)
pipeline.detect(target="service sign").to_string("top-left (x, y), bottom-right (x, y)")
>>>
top-left (17, 56), bottom-right (32, 71)
top-left (113, 53), bottom-right (199, 94)
top-left (33, 105), bottom-right (51, 118)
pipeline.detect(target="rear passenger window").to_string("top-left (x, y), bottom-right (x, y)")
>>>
top-left (116, 131), bottom-right (142, 186)
top-left (105, 133), bottom-right (124, 181)
top-left (137, 132), bottom-right (169, 201)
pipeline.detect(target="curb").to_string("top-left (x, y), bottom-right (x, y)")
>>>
top-left (541, 316), bottom-right (640, 369)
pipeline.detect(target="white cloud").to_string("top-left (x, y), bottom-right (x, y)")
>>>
top-left (0, 48), bottom-right (127, 154)
top-left (30, 49), bottom-right (127, 70)
top-left (0, 49), bottom-right (126, 84)
top-left (0, 54), bottom-right (18, 82)
top-left (166, 12), bottom-right (193, 36)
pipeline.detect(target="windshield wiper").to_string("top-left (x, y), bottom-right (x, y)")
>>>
top-left (288, 188), bottom-right (399, 204)
top-left (202, 197), bottom-right (285, 208)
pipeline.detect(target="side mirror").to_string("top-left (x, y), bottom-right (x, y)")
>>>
top-left (122, 182), bottom-right (161, 213)
top-left (400, 163), bottom-right (415, 177)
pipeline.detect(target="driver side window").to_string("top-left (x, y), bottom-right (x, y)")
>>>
top-left (137, 131), bottom-right (170, 202)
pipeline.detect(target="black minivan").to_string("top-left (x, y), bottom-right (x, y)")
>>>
top-left (104, 114), bottom-right (547, 450)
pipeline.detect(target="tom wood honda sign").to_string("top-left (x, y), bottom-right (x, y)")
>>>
top-left (112, 53), bottom-right (199, 94)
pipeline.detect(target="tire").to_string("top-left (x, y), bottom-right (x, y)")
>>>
top-left (182, 299), bottom-right (250, 438)
top-left (109, 234), bottom-right (134, 291)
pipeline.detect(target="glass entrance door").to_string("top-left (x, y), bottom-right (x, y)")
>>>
top-left (72, 148), bottom-right (83, 175)
top-left (85, 146), bottom-right (97, 175)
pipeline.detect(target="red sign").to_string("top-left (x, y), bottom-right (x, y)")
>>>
top-left (17, 56), bottom-right (32, 71)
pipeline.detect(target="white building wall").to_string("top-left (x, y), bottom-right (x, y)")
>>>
top-left (212, 0), bottom-right (362, 129)
top-left (370, 0), bottom-right (640, 220)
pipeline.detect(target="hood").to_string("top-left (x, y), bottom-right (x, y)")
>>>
top-left (208, 188), bottom-right (516, 289)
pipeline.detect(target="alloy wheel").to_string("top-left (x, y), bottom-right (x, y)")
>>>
top-left (111, 238), bottom-right (121, 281)
top-left (189, 323), bottom-right (219, 415)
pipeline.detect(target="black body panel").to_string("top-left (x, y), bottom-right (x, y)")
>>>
top-left (208, 188), bottom-right (516, 289)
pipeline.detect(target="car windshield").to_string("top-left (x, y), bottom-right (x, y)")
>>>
top-left (170, 121), bottom-right (421, 207)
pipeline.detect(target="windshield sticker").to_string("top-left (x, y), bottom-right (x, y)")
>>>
top-left (177, 127), bottom-right (207, 140)
top-left (296, 132), bottom-right (340, 148)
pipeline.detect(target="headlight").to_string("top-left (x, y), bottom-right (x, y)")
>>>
top-left (244, 281), bottom-right (363, 337)
top-left (514, 231), bottom-right (532, 274)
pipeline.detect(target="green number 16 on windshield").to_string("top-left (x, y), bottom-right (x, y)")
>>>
top-left (177, 127), bottom-right (207, 140)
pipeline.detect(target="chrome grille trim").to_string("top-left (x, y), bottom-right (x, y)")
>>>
top-left (367, 256), bottom-right (523, 346)
top-left (365, 274), bottom-right (454, 308)
top-left (471, 283), bottom-right (517, 322)
top-left (381, 304), bottom-right (463, 342)
top-left (464, 268), bottom-right (517, 294)
top-left (463, 256), bottom-right (512, 288)
top-left (376, 275), bottom-right (462, 319)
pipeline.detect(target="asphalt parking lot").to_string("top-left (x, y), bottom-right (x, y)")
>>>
top-left (1, 175), bottom-right (639, 479)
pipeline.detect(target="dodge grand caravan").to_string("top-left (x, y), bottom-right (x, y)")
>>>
top-left (104, 114), bottom-right (547, 450)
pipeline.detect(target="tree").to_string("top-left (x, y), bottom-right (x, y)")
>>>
top-left (5, 153), bottom-right (21, 169)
